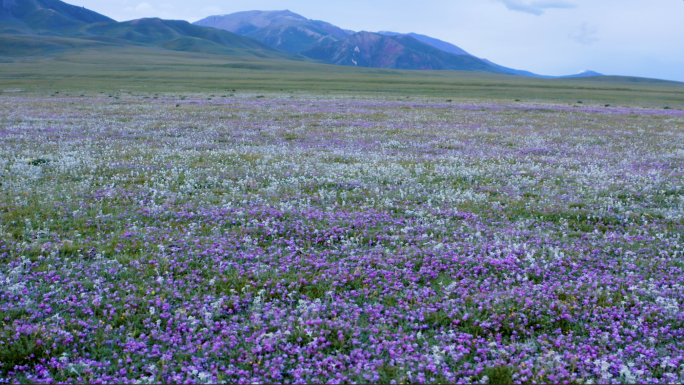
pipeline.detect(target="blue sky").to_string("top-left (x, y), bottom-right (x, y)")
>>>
top-left (73, 0), bottom-right (684, 82)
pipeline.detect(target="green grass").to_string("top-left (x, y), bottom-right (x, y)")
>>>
top-left (0, 45), bottom-right (682, 108)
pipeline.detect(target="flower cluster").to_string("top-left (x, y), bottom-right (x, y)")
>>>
top-left (1, 92), bottom-right (683, 383)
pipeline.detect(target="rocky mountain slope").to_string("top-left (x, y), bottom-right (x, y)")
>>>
top-left (194, 10), bottom-right (352, 54)
top-left (302, 31), bottom-right (505, 72)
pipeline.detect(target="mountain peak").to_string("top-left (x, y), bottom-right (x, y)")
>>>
top-left (560, 70), bottom-right (604, 78)
top-left (353, 31), bottom-right (378, 38)
top-left (194, 10), bottom-right (353, 54)
top-left (195, 10), bottom-right (307, 31)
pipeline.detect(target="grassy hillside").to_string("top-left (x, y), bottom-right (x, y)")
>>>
top-left (0, 0), bottom-right (301, 60)
top-left (0, 0), bottom-right (114, 34)
top-left (0, 45), bottom-right (682, 108)
top-left (72, 18), bottom-right (301, 60)
top-left (0, 33), bottom-right (115, 56)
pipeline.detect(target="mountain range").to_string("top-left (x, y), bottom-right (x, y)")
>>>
top-left (194, 11), bottom-right (509, 73)
top-left (300, 31), bottom-right (507, 72)
top-left (194, 11), bottom-right (602, 78)
top-left (0, 0), bottom-right (602, 78)
top-left (0, 0), bottom-right (298, 59)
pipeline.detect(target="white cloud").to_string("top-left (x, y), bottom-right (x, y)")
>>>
top-left (122, 1), bottom-right (189, 20)
top-left (569, 22), bottom-right (599, 45)
top-left (135, 2), bottom-right (153, 12)
top-left (495, 0), bottom-right (576, 16)
top-left (124, 2), bottom-right (160, 18)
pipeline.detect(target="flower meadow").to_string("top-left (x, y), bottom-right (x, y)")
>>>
top-left (1, 92), bottom-right (684, 384)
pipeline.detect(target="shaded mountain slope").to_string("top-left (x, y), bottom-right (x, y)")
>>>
top-left (301, 31), bottom-right (506, 73)
top-left (480, 58), bottom-right (550, 78)
top-left (379, 31), bottom-right (604, 79)
top-left (0, 0), bottom-right (113, 34)
top-left (378, 31), bottom-right (471, 56)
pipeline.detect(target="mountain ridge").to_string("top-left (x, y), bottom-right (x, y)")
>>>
top-left (194, 10), bottom-right (353, 54)
top-left (377, 31), bottom-right (471, 56)
top-left (0, 0), bottom-right (114, 34)
top-left (0, 0), bottom-right (300, 60)
top-left (301, 31), bottom-right (507, 72)
top-left (0, 1), bottom-right (607, 78)
top-left (194, 10), bottom-right (603, 77)
top-left (194, 12), bottom-right (506, 73)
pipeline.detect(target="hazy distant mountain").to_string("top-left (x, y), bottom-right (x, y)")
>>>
top-left (376, 32), bottom-right (550, 76)
top-left (560, 70), bottom-right (603, 78)
top-left (377, 32), bottom-right (606, 78)
top-left (379, 36), bottom-right (603, 78)
top-left (0, 0), bottom-right (298, 59)
top-left (194, 10), bottom-right (353, 54)
top-left (376, 32), bottom-right (558, 76)
top-left (479, 59), bottom-right (551, 78)
top-left (301, 31), bottom-right (506, 73)
top-left (377, 31), bottom-right (471, 56)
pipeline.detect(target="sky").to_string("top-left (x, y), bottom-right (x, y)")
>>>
top-left (69, 0), bottom-right (684, 82)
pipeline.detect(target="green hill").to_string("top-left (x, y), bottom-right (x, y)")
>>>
top-left (0, 0), bottom-right (300, 60)
top-left (0, 0), bottom-right (114, 34)
top-left (0, 33), bottom-right (110, 56)
top-left (74, 18), bottom-right (300, 60)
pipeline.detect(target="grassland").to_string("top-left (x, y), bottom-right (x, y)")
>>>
top-left (1, 46), bottom-right (683, 109)
top-left (1, 48), bottom-right (684, 383)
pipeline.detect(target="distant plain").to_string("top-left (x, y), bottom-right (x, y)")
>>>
top-left (1, 45), bottom-right (683, 109)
